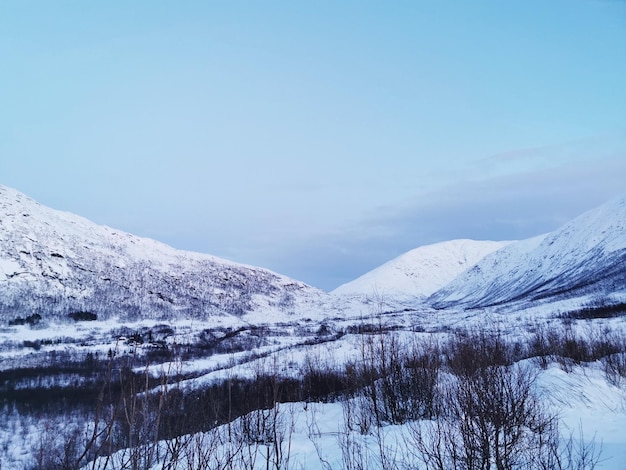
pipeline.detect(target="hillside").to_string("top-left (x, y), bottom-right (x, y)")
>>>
top-left (332, 239), bottom-right (511, 301)
top-left (0, 185), bottom-right (327, 321)
top-left (1, 185), bottom-right (626, 469)
top-left (429, 195), bottom-right (626, 310)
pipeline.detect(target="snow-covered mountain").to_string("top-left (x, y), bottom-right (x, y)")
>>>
top-left (2, 186), bottom-right (626, 470)
top-left (429, 195), bottom-right (626, 310)
top-left (0, 185), bottom-right (327, 321)
top-left (3, 182), bottom-right (625, 323)
top-left (332, 239), bottom-right (511, 301)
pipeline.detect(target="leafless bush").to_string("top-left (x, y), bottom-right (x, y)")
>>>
top-left (28, 419), bottom-right (85, 470)
top-left (405, 329), bottom-right (603, 470)
top-left (346, 329), bottom-right (442, 429)
top-left (528, 321), bottom-right (626, 374)
top-left (602, 351), bottom-right (626, 387)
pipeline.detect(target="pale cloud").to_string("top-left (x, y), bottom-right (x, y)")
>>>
top-left (274, 155), bottom-right (626, 290)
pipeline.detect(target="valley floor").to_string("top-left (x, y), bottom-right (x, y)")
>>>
top-left (1, 302), bottom-right (626, 469)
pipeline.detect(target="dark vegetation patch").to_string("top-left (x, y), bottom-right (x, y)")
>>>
top-left (559, 302), bottom-right (626, 320)
top-left (8, 313), bottom-right (42, 326)
top-left (68, 311), bottom-right (98, 322)
top-left (2, 316), bottom-right (624, 469)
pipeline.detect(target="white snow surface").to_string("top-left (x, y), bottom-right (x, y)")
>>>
top-left (430, 194), bottom-right (626, 310)
top-left (333, 239), bottom-right (511, 300)
top-left (4, 182), bottom-right (625, 319)
top-left (72, 362), bottom-right (626, 470)
top-left (0, 184), bottom-right (332, 321)
top-left (2, 184), bottom-right (626, 469)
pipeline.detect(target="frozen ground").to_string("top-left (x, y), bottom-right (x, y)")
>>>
top-left (1, 186), bottom-right (625, 468)
top-left (62, 361), bottom-right (625, 470)
top-left (1, 305), bottom-right (625, 469)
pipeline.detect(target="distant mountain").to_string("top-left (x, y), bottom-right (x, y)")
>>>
top-left (332, 239), bottom-right (511, 301)
top-left (3, 183), bottom-right (624, 323)
top-left (429, 195), bottom-right (626, 310)
top-left (0, 185), bottom-right (326, 321)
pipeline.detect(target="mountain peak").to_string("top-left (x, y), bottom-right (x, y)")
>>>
top-left (429, 195), bottom-right (626, 310)
top-left (332, 239), bottom-right (511, 300)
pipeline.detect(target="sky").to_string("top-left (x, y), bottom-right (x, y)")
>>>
top-left (1, 1), bottom-right (625, 291)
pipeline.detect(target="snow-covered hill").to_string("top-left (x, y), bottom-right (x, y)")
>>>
top-left (0, 185), bottom-right (327, 321)
top-left (332, 239), bottom-right (511, 301)
top-left (3, 182), bottom-right (625, 323)
top-left (429, 195), bottom-right (626, 310)
top-left (2, 185), bottom-right (626, 470)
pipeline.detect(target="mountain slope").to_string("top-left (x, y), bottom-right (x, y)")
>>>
top-left (0, 185), bottom-right (326, 321)
top-left (332, 239), bottom-right (511, 300)
top-left (429, 195), bottom-right (626, 310)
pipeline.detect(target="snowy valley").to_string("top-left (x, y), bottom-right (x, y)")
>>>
top-left (1, 184), bottom-right (626, 469)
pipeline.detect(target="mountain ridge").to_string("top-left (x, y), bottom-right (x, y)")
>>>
top-left (2, 183), bottom-right (625, 321)
top-left (332, 238), bottom-right (511, 300)
top-left (0, 184), bottom-right (327, 321)
top-left (429, 194), bottom-right (626, 310)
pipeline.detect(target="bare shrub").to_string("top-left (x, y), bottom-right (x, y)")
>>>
top-left (347, 330), bottom-right (442, 428)
top-left (406, 329), bottom-right (603, 470)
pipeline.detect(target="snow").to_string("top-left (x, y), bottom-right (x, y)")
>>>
top-left (538, 363), bottom-right (626, 469)
top-left (69, 362), bottom-right (626, 470)
top-left (0, 184), bottom-right (333, 322)
top-left (2, 184), bottom-right (626, 468)
top-left (0, 257), bottom-right (21, 279)
top-left (332, 239), bottom-right (512, 300)
top-left (430, 194), bottom-right (626, 310)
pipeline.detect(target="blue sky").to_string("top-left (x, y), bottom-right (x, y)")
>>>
top-left (1, 1), bottom-right (625, 290)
